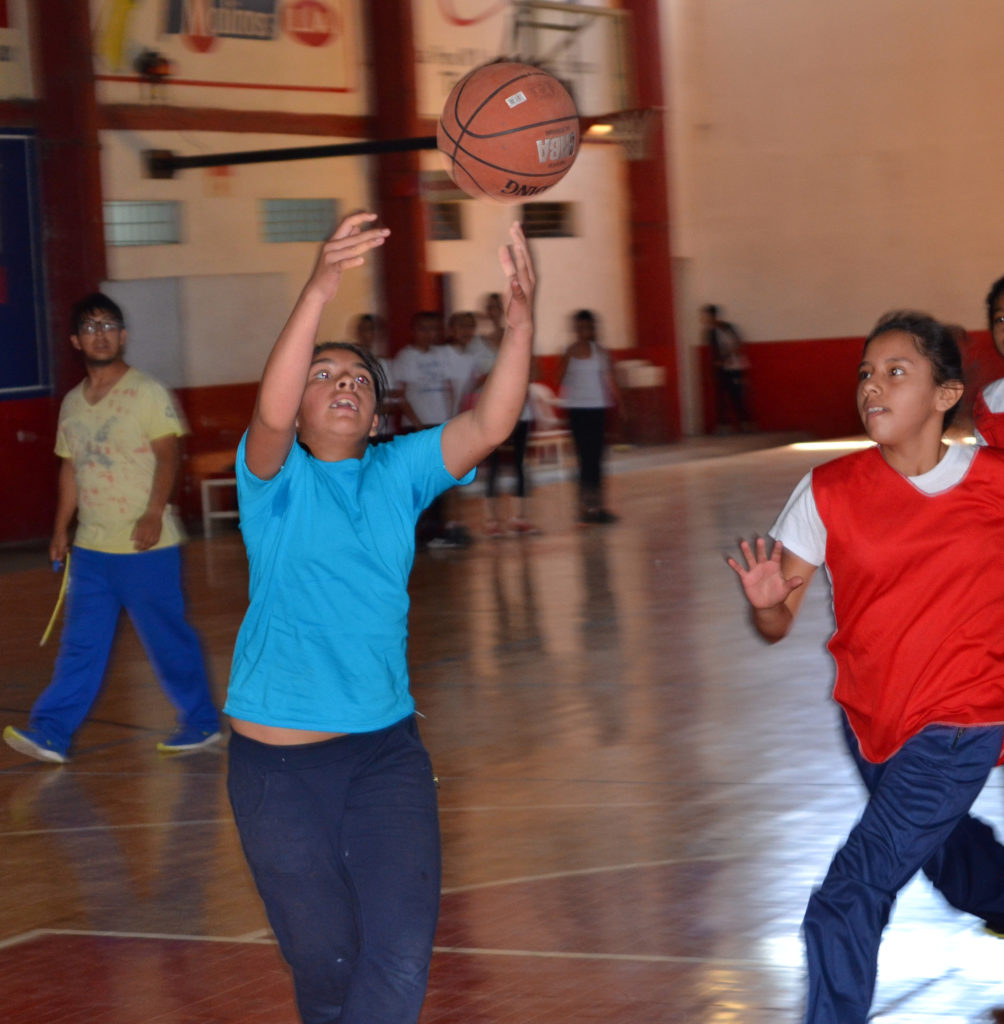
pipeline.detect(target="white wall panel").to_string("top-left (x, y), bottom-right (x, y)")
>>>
top-left (426, 143), bottom-right (634, 358)
top-left (101, 128), bottom-right (380, 386)
top-left (667, 0), bottom-right (1004, 342)
top-left (101, 277), bottom-right (186, 388)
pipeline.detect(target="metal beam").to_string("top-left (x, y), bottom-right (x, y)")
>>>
top-left (144, 135), bottom-right (438, 179)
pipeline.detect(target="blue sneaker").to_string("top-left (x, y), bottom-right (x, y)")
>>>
top-left (3, 725), bottom-right (69, 764)
top-left (156, 726), bottom-right (222, 754)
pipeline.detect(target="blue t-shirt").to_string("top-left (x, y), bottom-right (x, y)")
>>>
top-left (224, 425), bottom-right (474, 732)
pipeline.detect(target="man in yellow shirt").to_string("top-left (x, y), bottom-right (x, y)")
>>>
top-left (3, 293), bottom-right (220, 763)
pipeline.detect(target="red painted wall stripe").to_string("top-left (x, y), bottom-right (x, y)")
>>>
top-left (95, 74), bottom-right (353, 94)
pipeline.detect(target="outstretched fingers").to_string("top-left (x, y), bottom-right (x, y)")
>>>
top-left (509, 221), bottom-right (535, 289)
top-left (726, 537), bottom-right (802, 608)
top-left (323, 228), bottom-right (389, 267)
top-left (332, 210), bottom-right (379, 239)
top-left (317, 212), bottom-right (390, 273)
top-left (499, 222), bottom-right (535, 328)
top-left (726, 535), bottom-right (773, 575)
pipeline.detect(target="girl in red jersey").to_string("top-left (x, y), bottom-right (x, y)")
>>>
top-left (729, 311), bottom-right (1004, 1024)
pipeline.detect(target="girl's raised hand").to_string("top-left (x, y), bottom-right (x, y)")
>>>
top-left (727, 537), bottom-right (803, 610)
top-left (307, 211), bottom-right (390, 302)
top-left (499, 222), bottom-right (536, 332)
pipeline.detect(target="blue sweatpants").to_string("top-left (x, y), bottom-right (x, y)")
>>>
top-left (31, 545), bottom-right (219, 753)
top-left (802, 716), bottom-right (1004, 1023)
top-left (227, 716), bottom-right (441, 1024)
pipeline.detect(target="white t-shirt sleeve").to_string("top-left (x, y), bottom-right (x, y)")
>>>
top-left (471, 337), bottom-right (497, 376)
top-left (769, 470), bottom-right (826, 566)
top-left (975, 378), bottom-right (1004, 446)
top-left (982, 377), bottom-right (1004, 412)
top-left (391, 348), bottom-right (413, 386)
top-left (768, 445), bottom-right (976, 567)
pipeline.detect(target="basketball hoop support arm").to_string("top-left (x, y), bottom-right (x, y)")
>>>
top-left (144, 136), bottom-right (438, 179)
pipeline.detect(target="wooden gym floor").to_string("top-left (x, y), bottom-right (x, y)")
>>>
top-left (1, 436), bottom-right (1002, 1023)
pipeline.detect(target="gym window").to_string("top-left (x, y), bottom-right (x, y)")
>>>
top-left (428, 202), bottom-right (464, 241)
top-left (261, 199), bottom-right (339, 243)
top-left (104, 201), bottom-right (181, 247)
top-left (521, 202), bottom-right (576, 239)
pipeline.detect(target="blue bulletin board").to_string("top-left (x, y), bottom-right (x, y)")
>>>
top-left (0, 132), bottom-right (48, 398)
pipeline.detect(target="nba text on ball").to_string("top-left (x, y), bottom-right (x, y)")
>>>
top-left (537, 132), bottom-right (577, 163)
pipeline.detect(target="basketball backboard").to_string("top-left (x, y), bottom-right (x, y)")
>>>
top-left (508, 1), bottom-right (634, 119)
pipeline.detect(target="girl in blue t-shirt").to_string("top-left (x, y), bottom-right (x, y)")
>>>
top-left (225, 212), bottom-right (536, 1024)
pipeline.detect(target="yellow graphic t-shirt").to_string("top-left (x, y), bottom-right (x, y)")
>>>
top-left (55, 367), bottom-right (187, 554)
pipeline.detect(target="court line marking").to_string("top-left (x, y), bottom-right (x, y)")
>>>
top-left (0, 927), bottom-right (773, 969)
top-left (0, 928), bottom-right (276, 950)
top-left (439, 800), bottom-right (669, 811)
top-left (430, 944), bottom-right (769, 967)
top-left (0, 818), bottom-right (230, 838)
top-left (441, 853), bottom-right (741, 895)
top-left (0, 800), bottom-right (696, 838)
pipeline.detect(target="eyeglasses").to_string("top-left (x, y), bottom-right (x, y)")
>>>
top-left (78, 320), bottom-right (123, 335)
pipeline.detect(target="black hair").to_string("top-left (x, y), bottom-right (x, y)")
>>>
top-left (865, 311), bottom-right (964, 429)
top-left (701, 303), bottom-right (719, 317)
top-left (311, 341), bottom-right (388, 410)
top-left (411, 310), bottom-right (440, 329)
top-left (573, 309), bottom-right (596, 325)
top-left (985, 276), bottom-right (1004, 331)
top-left (71, 292), bottom-right (125, 332)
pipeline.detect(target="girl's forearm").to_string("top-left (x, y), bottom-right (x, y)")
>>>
top-left (473, 324), bottom-right (532, 441)
top-left (255, 286), bottom-right (327, 430)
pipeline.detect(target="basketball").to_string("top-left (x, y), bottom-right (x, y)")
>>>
top-left (437, 61), bottom-right (580, 204)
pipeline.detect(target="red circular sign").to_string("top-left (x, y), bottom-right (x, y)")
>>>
top-left (283, 0), bottom-right (339, 47)
top-left (437, 1), bottom-right (507, 27)
top-left (180, 0), bottom-right (218, 53)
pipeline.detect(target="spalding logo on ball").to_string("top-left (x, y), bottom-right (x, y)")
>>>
top-left (437, 61), bottom-right (580, 204)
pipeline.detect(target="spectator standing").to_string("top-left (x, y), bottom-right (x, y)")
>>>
top-left (558, 309), bottom-right (622, 524)
top-left (3, 293), bottom-right (221, 763)
top-left (701, 303), bottom-right (752, 432)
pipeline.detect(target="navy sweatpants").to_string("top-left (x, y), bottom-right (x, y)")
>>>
top-left (802, 715), bottom-right (1004, 1023)
top-left (227, 716), bottom-right (441, 1024)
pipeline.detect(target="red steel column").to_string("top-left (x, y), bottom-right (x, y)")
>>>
top-left (361, 0), bottom-right (439, 355)
top-left (623, 0), bottom-right (680, 439)
top-left (32, 0), bottom-right (107, 393)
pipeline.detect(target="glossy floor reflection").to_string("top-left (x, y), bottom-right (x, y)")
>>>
top-left (1, 438), bottom-right (1002, 1023)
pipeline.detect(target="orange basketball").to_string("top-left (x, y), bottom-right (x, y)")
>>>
top-left (437, 61), bottom-right (580, 204)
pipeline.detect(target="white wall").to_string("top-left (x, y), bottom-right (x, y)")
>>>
top-left (667, 0), bottom-right (1004, 346)
top-left (99, 127), bottom-right (634, 386)
top-left (101, 277), bottom-right (186, 387)
top-left (101, 129), bottom-right (381, 385)
top-left (92, 0), bottom-right (639, 389)
top-left (426, 142), bottom-right (634, 358)
top-left (416, 0), bottom-right (635, 357)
